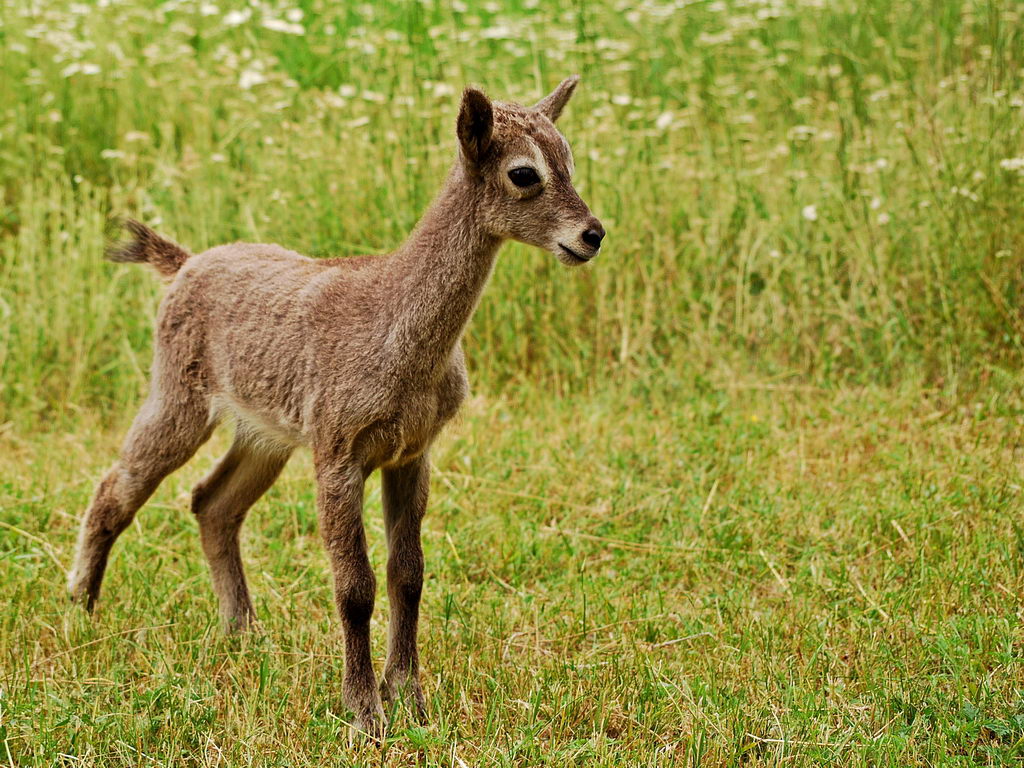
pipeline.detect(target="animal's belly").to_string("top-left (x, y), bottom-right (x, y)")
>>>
top-left (213, 394), bottom-right (307, 448)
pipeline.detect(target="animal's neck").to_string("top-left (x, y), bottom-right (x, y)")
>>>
top-left (387, 165), bottom-right (503, 375)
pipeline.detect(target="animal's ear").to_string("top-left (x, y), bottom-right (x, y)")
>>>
top-left (457, 87), bottom-right (494, 167)
top-left (533, 75), bottom-right (580, 123)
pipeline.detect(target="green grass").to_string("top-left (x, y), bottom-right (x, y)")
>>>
top-left (4, 380), bottom-right (1024, 765)
top-left (2, 0), bottom-right (1024, 764)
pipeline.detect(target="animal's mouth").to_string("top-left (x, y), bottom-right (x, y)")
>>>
top-left (558, 243), bottom-right (592, 264)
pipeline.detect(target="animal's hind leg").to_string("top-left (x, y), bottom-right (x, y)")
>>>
top-left (68, 391), bottom-right (213, 610)
top-left (192, 434), bottom-right (291, 632)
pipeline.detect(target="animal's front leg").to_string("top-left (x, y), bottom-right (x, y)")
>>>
top-left (314, 455), bottom-right (384, 738)
top-left (380, 455), bottom-right (429, 720)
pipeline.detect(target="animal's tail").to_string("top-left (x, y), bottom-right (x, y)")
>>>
top-left (106, 219), bottom-right (192, 280)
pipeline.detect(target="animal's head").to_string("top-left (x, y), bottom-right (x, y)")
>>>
top-left (456, 76), bottom-right (605, 266)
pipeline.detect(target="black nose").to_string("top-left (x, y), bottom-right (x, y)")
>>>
top-left (581, 223), bottom-right (605, 250)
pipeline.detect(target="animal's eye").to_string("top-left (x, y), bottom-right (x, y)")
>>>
top-left (508, 167), bottom-right (541, 187)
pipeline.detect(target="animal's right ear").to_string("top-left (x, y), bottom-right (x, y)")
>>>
top-left (457, 88), bottom-right (493, 168)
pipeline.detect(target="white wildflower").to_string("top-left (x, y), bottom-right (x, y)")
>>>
top-left (61, 62), bottom-right (100, 77)
top-left (870, 197), bottom-right (882, 210)
top-left (99, 149), bottom-right (125, 159)
top-left (431, 82), bottom-right (455, 98)
top-left (877, 212), bottom-right (890, 225)
top-left (262, 18), bottom-right (304, 35)
top-left (999, 157), bottom-right (1024, 173)
top-left (223, 8), bottom-right (251, 25)
top-left (238, 68), bottom-right (266, 89)
top-left (285, 8), bottom-right (303, 22)
top-left (655, 111), bottom-right (674, 131)
top-left (787, 125), bottom-right (815, 141)
top-left (200, 3), bottom-right (219, 16)
top-left (697, 30), bottom-right (733, 46)
top-left (802, 204), bottom-right (818, 222)
top-left (480, 25), bottom-right (513, 39)
top-left (950, 185), bottom-right (980, 202)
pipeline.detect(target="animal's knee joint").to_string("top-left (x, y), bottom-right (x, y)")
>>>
top-left (341, 593), bottom-right (375, 626)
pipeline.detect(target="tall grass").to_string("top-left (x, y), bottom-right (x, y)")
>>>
top-left (1, 0), bottom-right (1022, 427)
top-left (4, 3), bottom-right (1024, 765)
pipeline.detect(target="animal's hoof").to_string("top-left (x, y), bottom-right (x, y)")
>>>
top-left (67, 581), bottom-right (96, 613)
top-left (221, 612), bottom-right (260, 636)
top-left (344, 680), bottom-right (386, 745)
top-left (380, 673), bottom-right (427, 723)
top-left (349, 709), bottom-right (387, 746)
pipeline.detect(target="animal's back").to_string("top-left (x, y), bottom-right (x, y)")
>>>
top-left (159, 242), bottom-right (379, 443)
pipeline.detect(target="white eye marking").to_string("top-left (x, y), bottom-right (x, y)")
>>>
top-left (525, 140), bottom-right (550, 180)
top-left (506, 146), bottom-right (548, 190)
top-left (556, 135), bottom-right (575, 177)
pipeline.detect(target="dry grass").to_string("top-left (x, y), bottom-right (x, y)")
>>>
top-left (3, 373), bottom-right (1024, 765)
top-left (2, 0), bottom-right (1024, 764)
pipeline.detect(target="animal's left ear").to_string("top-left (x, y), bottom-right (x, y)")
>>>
top-left (533, 75), bottom-right (580, 123)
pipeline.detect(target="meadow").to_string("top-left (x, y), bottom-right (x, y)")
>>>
top-left (2, 0), bottom-right (1024, 764)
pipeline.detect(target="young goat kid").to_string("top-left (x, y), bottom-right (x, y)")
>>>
top-left (69, 77), bottom-right (604, 735)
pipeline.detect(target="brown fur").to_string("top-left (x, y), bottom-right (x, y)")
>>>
top-left (107, 218), bottom-right (191, 280)
top-left (68, 77), bottom-right (603, 737)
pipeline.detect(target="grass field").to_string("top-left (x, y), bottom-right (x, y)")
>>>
top-left (2, 0), bottom-right (1024, 764)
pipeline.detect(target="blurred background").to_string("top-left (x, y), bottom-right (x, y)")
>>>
top-left (2, 0), bottom-right (1022, 425)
